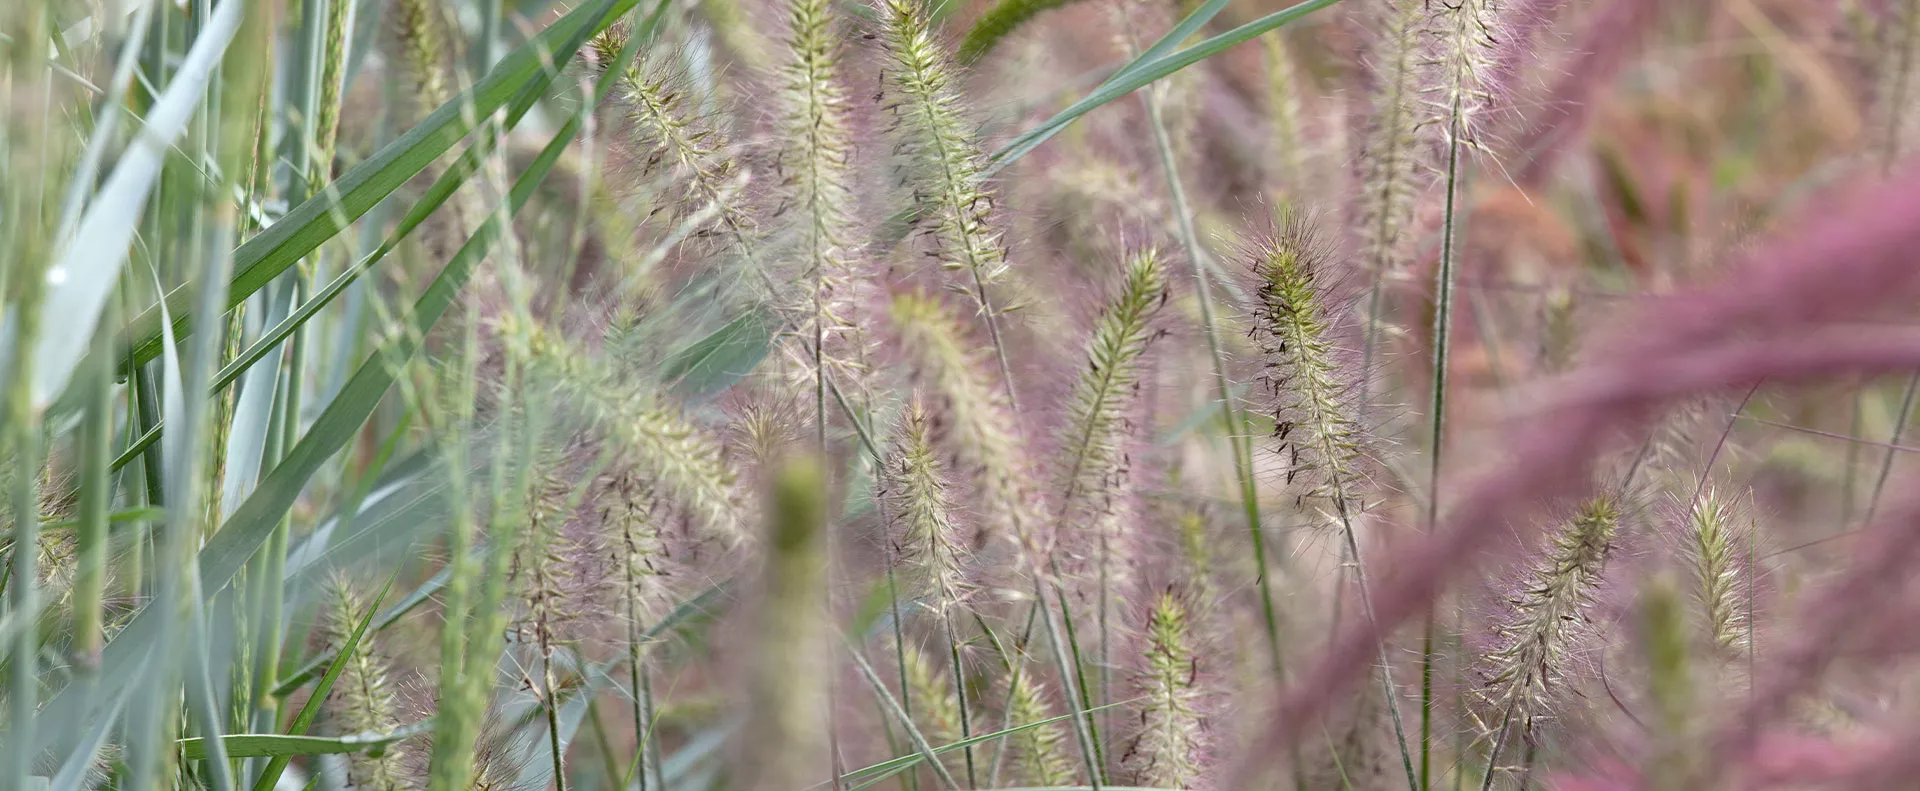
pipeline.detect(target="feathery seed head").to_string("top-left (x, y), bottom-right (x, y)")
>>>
top-left (890, 291), bottom-right (1042, 557)
top-left (321, 576), bottom-right (408, 790)
top-left (886, 397), bottom-right (974, 613)
top-left (771, 0), bottom-right (870, 392)
top-left (1247, 212), bottom-right (1367, 519)
top-left (1127, 590), bottom-right (1207, 788)
top-left (1423, 0), bottom-right (1505, 148)
top-left (391, 0), bottom-right (450, 118)
top-left (1007, 666), bottom-right (1077, 786)
top-left (902, 640), bottom-right (965, 748)
top-left (499, 316), bottom-right (743, 543)
top-left (1686, 487), bottom-right (1749, 656)
top-left (879, 0), bottom-right (1011, 292)
top-left (1264, 31), bottom-right (1310, 199)
top-left (1480, 494), bottom-right (1618, 725)
top-left (1056, 249), bottom-right (1169, 518)
top-left (613, 56), bottom-right (756, 241)
top-left (1356, 0), bottom-right (1426, 276)
top-left (1640, 572), bottom-right (1699, 791)
top-left (599, 467), bottom-right (671, 627)
top-left (587, 21), bottom-right (632, 74)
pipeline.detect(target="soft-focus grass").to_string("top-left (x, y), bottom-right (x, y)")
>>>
top-left (6, 1), bottom-right (1920, 790)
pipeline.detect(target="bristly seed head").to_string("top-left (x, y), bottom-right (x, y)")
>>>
top-left (498, 315), bottom-right (743, 543)
top-left (886, 396), bottom-right (973, 614)
top-left (321, 576), bottom-right (407, 791)
top-left (1423, 0), bottom-right (1504, 150)
top-left (1480, 494), bottom-right (1619, 728)
top-left (611, 55), bottom-right (756, 244)
top-left (1126, 590), bottom-right (1206, 788)
top-left (1056, 249), bottom-right (1168, 522)
top-left (1687, 486), bottom-right (1748, 656)
top-left (1247, 211), bottom-right (1366, 521)
top-left (889, 291), bottom-right (1042, 559)
top-left (1356, 0), bottom-right (1425, 278)
top-left (878, 0), bottom-right (1011, 295)
top-left (1007, 664), bottom-right (1077, 786)
top-left (772, 0), bottom-right (870, 398)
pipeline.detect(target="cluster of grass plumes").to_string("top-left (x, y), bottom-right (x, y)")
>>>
top-left (26, 1), bottom-right (1920, 790)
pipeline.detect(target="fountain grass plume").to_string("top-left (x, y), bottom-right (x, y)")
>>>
top-left (879, 0), bottom-right (1021, 406)
top-left (1007, 662), bottom-right (1078, 786)
top-left (498, 314), bottom-right (742, 542)
top-left (608, 49), bottom-right (755, 242)
top-left (1056, 249), bottom-right (1169, 524)
top-left (888, 396), bottom-right (973, 613)
top-left (1264, 31), bottom-right (1310, 200)
top-left (393, 0), bottom-right (452, 118)
top-left (771, 0), bottom-right (870, 439)
top-left (903, 639), bottom-right (965, 749)
top-left (1686, 487), bottom-right (1746, 656)
top-left (1125, 590), bottom-right (1206, 788)
top-left (1482, 495), bottom-right (1617, 719)
top-left (1476, 494), bottom-right (1618, 789)
top-left (321, 576), bottom-right (408, 790)
top-left (889, 291), bottom-right (1042, 559)
top-left (1247, 209), bottom-right (1419, 789)
top-left (1357, 0), bottom-right (1425, 284)
top-left (1247, 212), bottom-right (1365, 519)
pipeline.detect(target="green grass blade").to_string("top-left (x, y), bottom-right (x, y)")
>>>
top-left (49, 661), bottom-right (140, 791)
top-left (249, 573), bottom-right (396, 791)
top-left (663, 311), bottom-right (776, 402)
top-left (985, 0), bottom-right (1341, 175)
top-left (116, 0), bottom-right (642, 369)
top-left (179, 721), bottom-right (431, 761)
top-left (26, 0), bottom-right (243, 411)
top-left (110, 0), bottom-right (686, 465)
top-left (32, 36), bottom-right (616, 755)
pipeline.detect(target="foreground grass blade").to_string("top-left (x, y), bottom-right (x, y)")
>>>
top-left (32, 12), bottom-right (626, 753)
top-left (178, 721), bottom-right (431, 761)
top-left (26, 0), bottom-right (242, 411)
top-left (117, 0), bottom-right (643, 368)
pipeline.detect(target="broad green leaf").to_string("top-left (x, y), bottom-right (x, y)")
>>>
top-left (26, 0), bottom-right (243, 411)
top-left (179, 722), bottom-right (430, 761)
top-left (663, 311), bottom-right (776, 402)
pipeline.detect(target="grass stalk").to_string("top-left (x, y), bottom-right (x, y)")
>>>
top-left (1141, 74), bottom-right (1281, 678)
top-left (75, 303), bottom-right (117, 670)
